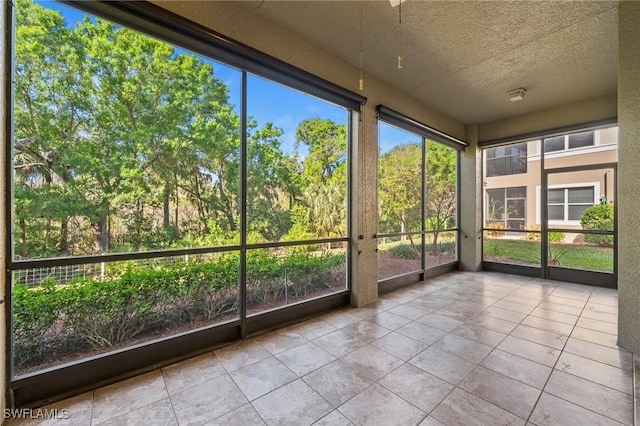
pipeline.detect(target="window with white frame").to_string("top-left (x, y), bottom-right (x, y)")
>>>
top-left (544, 131), bottom-right (594, 153)
top-left (548, 186), bottom-right (595, 221)
top-left (486, 186), bottom-right (526, 230)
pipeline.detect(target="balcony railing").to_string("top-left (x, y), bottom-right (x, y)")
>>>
top-left (486, 154), bottom-right (527, 177)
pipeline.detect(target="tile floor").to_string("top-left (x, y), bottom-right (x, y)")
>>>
top-left (7, 271), bottom-right (638, 426)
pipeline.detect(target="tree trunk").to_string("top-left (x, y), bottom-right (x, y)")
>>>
top-left (91, 215), bottom-right (109, 253)
top-left (19, 218), bottom-right (27, 258)
top-left (163, 181), bottom-right (171, 229)
top-left (59, 217), bottom-right (69, 254)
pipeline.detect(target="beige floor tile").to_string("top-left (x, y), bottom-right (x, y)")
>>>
top-left (396, 321), bottom-right (447, 345)
top-left (497, 335), bottom-right (560, 368)
top-left (492, 300), bottom-right (535, 315)
top-left (521, 315), bottom-right (574, 335)
top-left (459, 366), bottom-right (540, 419)
top-left (502, 294), bottom-right (543, 307)
top-left (529, 307), bottom-right (578, 325)
top-left (252, 380), bottom-right (333, 426)
top-left (544, 369), bottom-right (633, 425)
top-left (370, 332), bottom-right (428, 361)
top-left (368, 312), bottom-right (412, 330)
top-left (536, 301), bottom-right (583, 316)
top-left (584, 301), bottom-right (618, 314)
top-left (340, 345), bottom-right (403, 382)
top-left (431, 388), bottom-right (525, 426)
top-left (415, 313), bottom-right (464, 332)
top-left (170, 373), bottom-right (247, 425)
top-left (580, 309), bottom-right (618, 325)
top-left (510, 324), bottom-right (567, 350)
top-left (161, 352), bottom-right (226, 395)
top-left (431, 334), bottom-right (493, 364)
top-left (555, 352), bottom-right (633, 394)
top-left (312, 330), bottom-right (368, 357)
top-left (418, 417), bottom-right (445, 426)
top-left (544, 294), bottom-right (587, 308)
top-left (92, 371), bottom-right (168, 425)
top-left (466, 314), bottom-right (518, 334)
top-left (204, 404), bottom-right (265, 426)
top-left (255, 329), bottom-right (307, 355)
top-left (286, 318), bottom-right (337, 340)
top-left (341, 320), bottom-right (391, 343)
top-left (321, 310), bottom-right (365, 329)
top-left (214, 338), bottom-right (272, 372)
top-left (313, 410), bottom-right (353, 426)
top-left (387, 304), bottom-right (429, 320)
top-left (530, 392), bottom-right (622, 426)
top-left (564, 337), bottom-right (632, 370)
top-left (409, 346), bottom-right (476, 385)
top-left (97, 398), bottom-right (177, 426)
top-left (379, 364), bottom-right (453, 413)
top-left (302, 359), bottom-right (372, 407)
top-left (481, 349), bottom-right (552, 390)
top-left (575, 317), bottom-right (617, 335)
top-left (483, 306), bottom-right (528, 323)
top-left (338, 384), bottom-right (425, 426)
top-left (275, 341), bottom-right (335, 377)
top-left (571, 326), bottom-right (619, 348)
top-left (229, 356), bottom-right (297, 401)
top-left (450, 324), bottom-right (507, 347)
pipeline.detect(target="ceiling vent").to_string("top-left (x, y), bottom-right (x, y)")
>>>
top-left (507, 88), bottom-right (526, 102)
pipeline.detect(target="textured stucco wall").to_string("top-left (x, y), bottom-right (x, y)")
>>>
top-left (148, 1), bottom-right (466, 306)
top-left (478, 93), bottom-right (617, 143)
top-left (617, 1), bottom-right (640, 354)
top-left (1, 0), bottom-right (9, 414)
top-left (460, 124), bottom-right (482, 271)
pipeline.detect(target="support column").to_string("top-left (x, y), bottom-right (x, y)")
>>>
top-left (350, 104), bottom-right (378, 307)
top-left (617, 1), bottom-right (640, 353)
top-left (459, 124), bottom-right (482, 271)
top-left (1, 0), bottom-right (11, 411)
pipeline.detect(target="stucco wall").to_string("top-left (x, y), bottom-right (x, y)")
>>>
top-left (478, 93), bottom-right (617, 143)
top-left (617, 1), bottom-right (640, 354)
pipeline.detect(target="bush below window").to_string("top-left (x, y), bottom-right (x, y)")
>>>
top-left (13, 251), bottom-right (345, 371)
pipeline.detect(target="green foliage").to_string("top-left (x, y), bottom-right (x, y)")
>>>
top-left (388, 244), bottom-right (419, 259)
top-left (581, 203), bottom-right (614, 246)
top-left (548, 231), bottom-right (565, 243)
top-left (13, 251), bottom-right (344, 370)
top-left (14, 0), bottom-right (351, 259)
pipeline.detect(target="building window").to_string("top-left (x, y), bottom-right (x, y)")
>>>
top-left (486, 186), bottom-right (526, 230)
top-left (544, 131), bottom-right (594, 153)
top-left (548, 186), bottom-right (595, 221)
top-left (485, 143), bottom-right (527, 176)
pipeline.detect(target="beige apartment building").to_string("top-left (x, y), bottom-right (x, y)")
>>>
top-left (484, 126), bottom-right (618, 236)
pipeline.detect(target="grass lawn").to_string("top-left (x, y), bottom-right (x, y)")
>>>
top-left (483, 238), bottom-right (613, 272)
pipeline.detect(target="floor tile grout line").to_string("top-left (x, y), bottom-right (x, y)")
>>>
top-left (158, 368), bottom-right (180, 426)
top-left (524, 288), bottom-right (629, 425)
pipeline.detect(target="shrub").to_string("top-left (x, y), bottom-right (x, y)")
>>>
top-left (13, 250), bottom-right (345, 370)
top-left (484, 221), bottom-right (505, 238)
top-left (389, 244), bottom-right (419, 259)
top-left (581, 203), bottom-right (614, 245)
top-left (548, 231), bottom-right (564, 243)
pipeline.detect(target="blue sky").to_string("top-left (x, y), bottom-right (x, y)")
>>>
top-left (37, 0), bottom-right (348, 158)
top-left (379, 122), bottom-right (421, 156)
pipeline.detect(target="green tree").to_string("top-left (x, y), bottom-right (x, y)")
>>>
top-left (425, 141), bottom-right (457, 252)
top-left (294, 118), bottom-right (347, 240)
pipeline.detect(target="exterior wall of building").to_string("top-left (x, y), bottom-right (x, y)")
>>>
top-left (484, 128), bottom-right (617, 235)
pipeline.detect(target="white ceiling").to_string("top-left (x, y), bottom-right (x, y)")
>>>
top-left (241, 1), bottom-right (618, 125)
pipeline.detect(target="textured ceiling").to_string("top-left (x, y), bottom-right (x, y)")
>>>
top-left (242, 1), bottom-right (618, 124)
